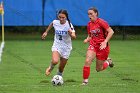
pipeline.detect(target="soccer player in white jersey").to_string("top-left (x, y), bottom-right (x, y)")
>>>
top-left (42, 9), bottom-right (76, 76)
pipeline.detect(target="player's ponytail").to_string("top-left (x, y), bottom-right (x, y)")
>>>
top-left (66, 14), bottom-right (73, 30)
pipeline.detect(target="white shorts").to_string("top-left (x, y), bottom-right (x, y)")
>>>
top-left (52, 45), bottom-right (72, 59)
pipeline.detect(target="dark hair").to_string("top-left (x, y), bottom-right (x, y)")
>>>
top-left (88, 7), bottom-right (99, 16)
top-left (57, 9), bottom-right (73, 30)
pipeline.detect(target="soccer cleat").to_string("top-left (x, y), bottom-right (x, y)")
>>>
top-left (45, 66), bottom-right (51, 76)
top-left (107, 58), bottom-right (114, 68)
top-left (81, 82), bottom-right (88, 85)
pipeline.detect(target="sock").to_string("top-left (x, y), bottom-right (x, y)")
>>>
top-left (103, 61), bottom-right (109, 70)
top-left (57, 71), bottom-right (63, 76)
top-left (83, 66), bottom-right (90, 82)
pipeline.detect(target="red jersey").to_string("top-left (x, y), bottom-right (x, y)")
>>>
top-left (87, 18), bottom-right (109, 46)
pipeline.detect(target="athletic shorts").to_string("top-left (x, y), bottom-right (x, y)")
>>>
top-left (52, 45), bottom-right (72, 59)
top-left (88, 45), bottom-right (110, 60)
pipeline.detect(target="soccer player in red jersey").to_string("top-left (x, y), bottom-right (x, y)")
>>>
top-left (82, 7), bottom-right (114, 85)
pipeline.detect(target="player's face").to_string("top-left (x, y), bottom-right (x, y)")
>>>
top-left (58, 13), bottom-right (67, 24)
top-left (88, 10), bottom-right (98, 22)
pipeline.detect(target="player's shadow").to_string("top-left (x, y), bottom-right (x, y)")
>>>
top-left (40, 80), bottom-right (50, 84)
top-left (65, 79), bottom-right (76, 83)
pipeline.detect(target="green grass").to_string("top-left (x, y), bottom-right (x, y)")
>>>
top-left (0, 36), bottom-right (140, 93)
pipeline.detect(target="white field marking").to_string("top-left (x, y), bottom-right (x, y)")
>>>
top-left (0, 41), bottom-right (5, 62)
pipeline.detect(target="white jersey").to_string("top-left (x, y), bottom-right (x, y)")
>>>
top-left (51, 20), bottom-right (75, 59)
top-left (52, 20), bottom-right (75, 50)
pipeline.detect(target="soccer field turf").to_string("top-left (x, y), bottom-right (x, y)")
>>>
top-left (0, 39), bottom-right (140, 93)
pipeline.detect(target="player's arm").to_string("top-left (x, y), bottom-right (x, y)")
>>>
top-left (100, 27), bottom-right (114, 50)
top-left (84, 22), bottom-right (91, 44)
top-left (68, 29), bottom-right (76, 39)
top-left (42, 22), bottom-right (53, 40)
top-left (83, 35), bottom-right (91, 44)
top-left (104, 27), bottom-right (114, 43)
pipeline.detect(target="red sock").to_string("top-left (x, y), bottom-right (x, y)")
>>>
top-left (103, 61), bottom-right (109, 70)
top-left (83, 66), bottom-right (90, 79)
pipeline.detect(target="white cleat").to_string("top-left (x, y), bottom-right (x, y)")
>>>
top-left (81, 82), bottom-right (88, 86)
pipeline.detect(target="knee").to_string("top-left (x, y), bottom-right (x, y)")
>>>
top-left (85, 59), bottom-right (92, 66)
top-left (52, 59), bottom-right (59, 65)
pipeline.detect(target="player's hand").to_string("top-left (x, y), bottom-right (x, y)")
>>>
top-left (100, 40), bottom-right (107, 50)
top-left (42, 32), bottom-right (48, 40)
top-left (68, 30), bottom-right (76, 39)
top-left (83, 39), bottom-right (88, 44)
top-left (68, 30), bottom-right (72, 35)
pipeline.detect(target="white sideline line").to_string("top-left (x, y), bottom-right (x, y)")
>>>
top-left (0, 41), bottom-right (5, 62)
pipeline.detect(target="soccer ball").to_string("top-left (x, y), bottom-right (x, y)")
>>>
top-left (51, 75), bottom-right (63, 86)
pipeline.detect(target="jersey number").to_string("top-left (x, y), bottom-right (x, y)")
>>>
top-left (58, 35), bottom-right (62, 40)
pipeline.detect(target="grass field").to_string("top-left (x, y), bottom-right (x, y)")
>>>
top-left (0, 35), bottom-right (140, 93)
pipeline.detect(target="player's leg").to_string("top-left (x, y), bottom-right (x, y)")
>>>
top-left (96, 58), bottom-right (114, 72)
top-left (46, 51), bottom-right (60, 76)
top-left (57, 57), bottom-right (68, 76)
top-left (57, 46), bottom-right (71, 76)
top-left (96, 59), bottom-right (107, 72)
top-left (82, 49), bottom-right (96, 85)
top-left (96, 46), bottom-right (113, 72)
